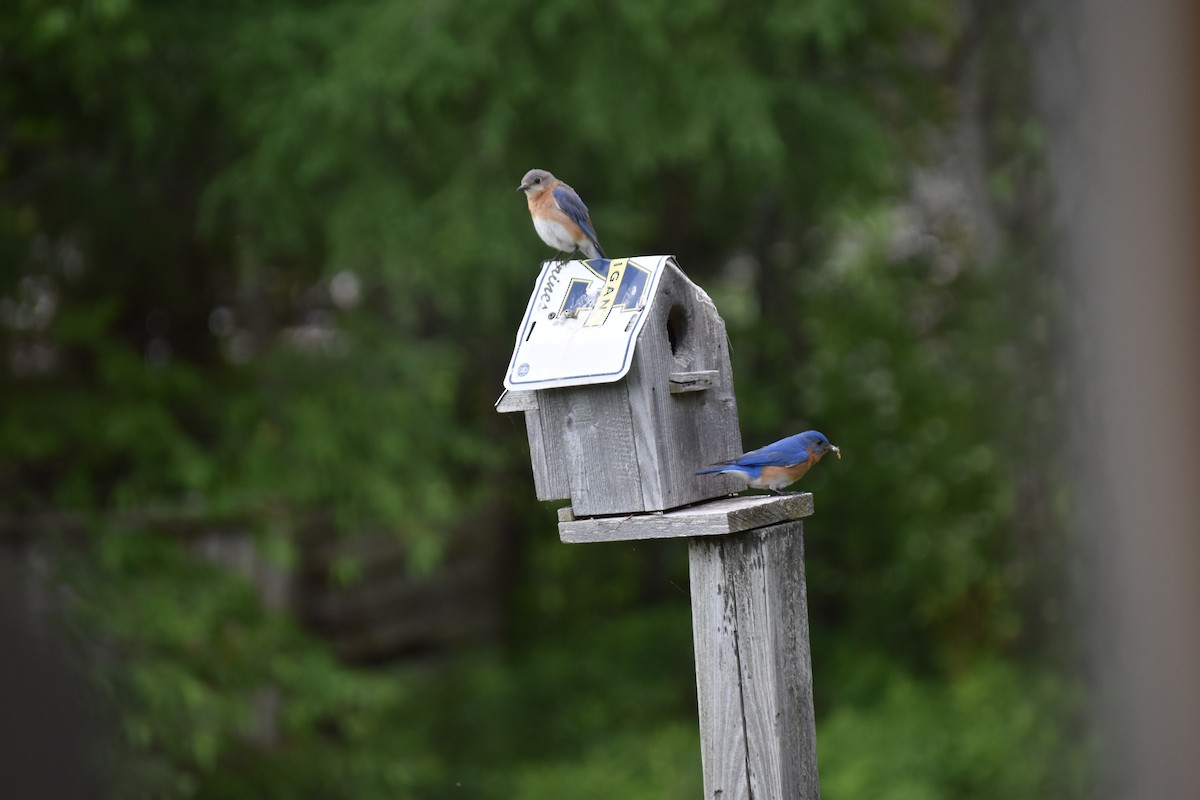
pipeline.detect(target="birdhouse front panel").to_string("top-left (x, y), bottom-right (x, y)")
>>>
top-left (616, 263), bottom-right (743, 513)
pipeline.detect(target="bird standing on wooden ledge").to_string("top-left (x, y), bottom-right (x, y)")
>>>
top-left (696, 430), bottom-right (841, 494)
top-left (517, 168), bottom-right (606, 262)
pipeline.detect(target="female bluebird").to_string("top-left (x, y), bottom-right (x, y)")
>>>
top-left (696, 430), bottom-right (841, 494)
top-left (517, 168), bottom-right (606, 261)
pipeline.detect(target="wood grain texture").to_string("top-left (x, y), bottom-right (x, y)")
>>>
top-left (689, 520), bottom-right (820, 800)
top-left (625, 360), bottom-right (668, 509)
top-left (625, 263), bottom-right (744, 511)
top-left (557, 493), bottom-right (813, 543)
top-left (728, 524), bottom-right (819, 800)
top-left (538, 382), bottom-right (644, 516)
top-left (690, 536), bottom-right (752, 800)
top-left (668, 370), bottom-right (719, 393)
top-left (524, 405), bottom-right (570, 501)
top-left (494, 389), bottom-right (538, 412)
top-left (495, 387), bottom-right (566, 500)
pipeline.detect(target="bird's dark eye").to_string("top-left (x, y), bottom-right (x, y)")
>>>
top-left (534, 177), bottom-right (541, 184)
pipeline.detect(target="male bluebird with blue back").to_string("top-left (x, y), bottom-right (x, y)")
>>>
top-left (696, 430), bottom-right (841, 494)
top-left (518, 168), bottom-right (606, 261)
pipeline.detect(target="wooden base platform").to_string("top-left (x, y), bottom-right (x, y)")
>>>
top-left (556, 492), bottom-right (814, 543)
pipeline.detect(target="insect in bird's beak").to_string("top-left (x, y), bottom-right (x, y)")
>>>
top-left (831, 445), bottom-right (842, 460)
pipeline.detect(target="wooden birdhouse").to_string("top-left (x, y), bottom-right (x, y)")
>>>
top-left (497, 255), bottom-right (744, 516)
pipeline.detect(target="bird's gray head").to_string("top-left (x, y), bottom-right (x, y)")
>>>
top-left (517, 168), bottom-right (555, 194)
top-left (802, 430), bottom-right (841, 459)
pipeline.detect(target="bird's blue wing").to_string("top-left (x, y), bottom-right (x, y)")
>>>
top-left (733, 447), bottom-right (809, 468)
top-left (552, 185), bottom-right (600, 244)
top-left (731, 436), bottom-right (813, 467)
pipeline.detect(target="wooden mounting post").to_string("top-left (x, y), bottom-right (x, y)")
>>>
top-left (560, 494), bottom-right (820, 800)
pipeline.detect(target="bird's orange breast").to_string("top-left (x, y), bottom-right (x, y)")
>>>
top-left (758, 463), bottom-right (812, 485)
top-left (527, 184), bottom-right (559, 214)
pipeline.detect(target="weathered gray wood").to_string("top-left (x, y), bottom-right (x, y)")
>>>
top-left (557, 493), bottom-right (814, 543)
top-left (494, 389), bottom-right (538, 412)
top-left (538, 382), bottom-right (644, 516)
top-left (690, 536), bottom-right (752, 800)
top-left (624, 263), bottom-right (743, 511)
top-left (526, 404), bottom-right (570, 501)
top-left (729, 524), bottom-right (820, 800)
top-left (689, 520), bottom-right (820, 800)
top-left (495, 386), bottom-right (568, 500)
top-left (668, 370), bottom-right (719, 393)
top-left (625, 361), bottom-right (668, 508)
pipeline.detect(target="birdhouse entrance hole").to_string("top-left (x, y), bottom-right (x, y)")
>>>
top-left (667, 303), bottom-right (690, 363)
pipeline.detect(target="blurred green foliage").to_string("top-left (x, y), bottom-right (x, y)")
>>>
top-left (1, 0), bottom-right (1083, 797)
top-left (819, 660), bottom-right (1090, 800)
top-left (60, 526), bottom-right (431, 799)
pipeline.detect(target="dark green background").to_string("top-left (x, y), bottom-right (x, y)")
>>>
top-left (1, 1), bottom-right (1086, 797)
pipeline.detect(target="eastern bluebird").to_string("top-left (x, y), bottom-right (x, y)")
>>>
top-left (696, 430), bottom-right (841, 494)
top-left (517, 168), bottom-right (606, 261)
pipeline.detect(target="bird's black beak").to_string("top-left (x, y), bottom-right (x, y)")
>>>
top-left (516, 184), bottom-right (527, 192)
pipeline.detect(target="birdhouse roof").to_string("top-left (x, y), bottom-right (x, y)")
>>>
top-left (502, 255), bottom-right (676, 391)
